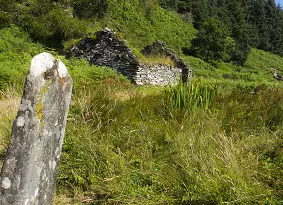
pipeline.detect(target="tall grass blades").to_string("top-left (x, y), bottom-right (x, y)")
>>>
top-left (164, 80), bottom-right (218, 113)
top-left (0, 87), bottom-right (20, 168)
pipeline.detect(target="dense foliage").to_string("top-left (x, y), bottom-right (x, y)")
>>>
top-left (1, 0), bottom-right (283, 65)
top-left (189, 18), bottom-right (235, 63)
top-left (162, 0), bottom-right (283, 64)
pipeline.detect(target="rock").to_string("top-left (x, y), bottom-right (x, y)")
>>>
top-left (70, 29), bottom-right (192, 85)
top-left (272, 68), bottom-right (283, 81)
top-left (0, 53), bottom-right (73, 205)
top-left (141, 41), bottom-right (192, 82)
top-left (70, 29), bottom-right (139, 80)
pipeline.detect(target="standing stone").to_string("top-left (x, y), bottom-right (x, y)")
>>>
top-left (0, 53), bottom-right (73, 205)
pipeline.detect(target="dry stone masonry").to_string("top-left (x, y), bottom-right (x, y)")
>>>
top-left (134, 64), bottom-right (182, 86)
top-left (71, 28), bottom-right (139, 80)
top-left (71, 28), bottom-right (191, 85)
top-left (0, 53), bottom-right (72, 205)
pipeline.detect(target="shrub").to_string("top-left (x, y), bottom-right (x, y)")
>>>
top-left (16, 1), bottom-right (88, 48)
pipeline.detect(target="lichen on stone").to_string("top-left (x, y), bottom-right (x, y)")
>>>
top-left (2, 177), bottom-right (11, 189)
top-left (0, 52), bottom-right (72, 204)
top-left (16, 116), bottom-right (25, 127)
top-left (29, 53), bottom-right (55, 78)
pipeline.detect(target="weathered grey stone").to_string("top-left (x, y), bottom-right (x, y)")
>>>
top-left (141, 40), bottom-right (192, 82)
top-left (70, 29), bottom-right (192, 85)
top-left (71, 28), bottom-right (139, 80)
top-left (0, 52), bottom-right (72, 205)
top-left (134, 63), bottom-right (182, 86)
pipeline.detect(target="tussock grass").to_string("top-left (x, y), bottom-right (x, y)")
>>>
top-left (55, 79), bottom-right (283, 204)
top-left (163, 80), bottom-right (217, 112)
top-left (140, 56), bottom-right (175, 67)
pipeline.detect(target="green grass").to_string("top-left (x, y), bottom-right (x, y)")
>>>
top-left (0, 88), bottom-right (19, 168)
top-left (0, 14), bottom-right (283, 205)
top-left (163, 80), bottom-right (217, 113)
top-left (0, 26), bottom-right (43, 90)
top-left (54, 79), bottom-right (283, 204)
top-left (184, 48), bottom-right (283, 87)
top-left (1, 78), bottom-right (282, 204)
top-left (106, 1), bottom-right (197, 53)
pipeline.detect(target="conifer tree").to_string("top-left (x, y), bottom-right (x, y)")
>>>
top-left (0, 0), bottom-right (16, 28)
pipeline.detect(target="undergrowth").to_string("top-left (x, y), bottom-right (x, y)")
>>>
top-left (55, 79), bottom-right (283, 204)
top-left (0, 71), bottom-right (282, 204)
top-left (0, 26), bottom-right (43, 90)
top-left (0, 17), bottom-right (283, 205)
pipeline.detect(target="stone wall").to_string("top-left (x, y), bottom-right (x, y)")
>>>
top-left (134, 64), bottom-right (182, 86)
top-left (71, 28), bottom-right (191, 85)
top-left (71, 29), bottom-right (139, 80)
top-left (141, 41), bottom-right (192, 83)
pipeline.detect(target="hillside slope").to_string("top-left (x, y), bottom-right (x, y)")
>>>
top-left (184, 48), bottom-right (283, 88)
top-left (0, 1), bottom-right (283, 204)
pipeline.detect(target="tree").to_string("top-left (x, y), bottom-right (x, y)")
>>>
top-left (265, 0), bottom-right (283, 55)
top-left (72, 0), bottom-right (108, 18)
top-left (227, 0), bottom-right (251, 65)
top-left (251, 0), bottom-right (271, 50)
top-left (13, 0), bottom-right (87, 48)
top-left (0, 0), bottom-right (16, 28)
top-left (160, 0), bottom-right (178, 11)
top-left (189, 18), bottom-right (235, 63)
top-left (191, 0), bottom-right (210, 29)
top-left (271, 6), bottom-right (283, 55)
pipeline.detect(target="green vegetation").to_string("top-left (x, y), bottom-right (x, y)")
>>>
top-left (162, 0), bottom-right (283, 59)
top-left (107, 3), bottom-right (196, 52)
top-left (163, 80), bottom-right (217, 112)
top-left (0, 26), bottom-right (43, 90)
top-left (53, 79), bottom-right (283, 204)
top-left (184, 48), bottom-right (283, 87)
top-left (189, 18), bottom-right (235, 63)
top-left (0, 0), bottom-right (283, 204)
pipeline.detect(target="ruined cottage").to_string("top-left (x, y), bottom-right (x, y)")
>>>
top-left (71, 28), bottom-right (192, 85)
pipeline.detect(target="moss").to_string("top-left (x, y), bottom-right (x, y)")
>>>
top-left (36, 100), bottom-right (43, 121)
top-left (36, 85), bottom-right (49, 127)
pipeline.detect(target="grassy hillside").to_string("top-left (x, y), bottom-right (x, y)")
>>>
top-left (106, 2), bottom-right (196, 52)
top-left (0, 1), bottom-right (283, 204)
top-left (184, 48), bottom-right (283, 89)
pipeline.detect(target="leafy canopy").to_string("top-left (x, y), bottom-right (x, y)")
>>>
top-left (189, 18), bottom-right (235, 63)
